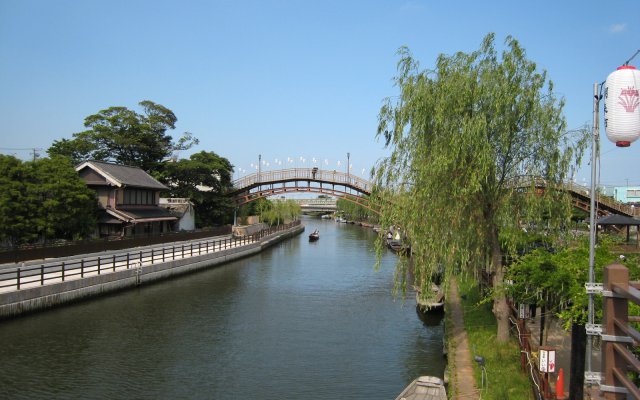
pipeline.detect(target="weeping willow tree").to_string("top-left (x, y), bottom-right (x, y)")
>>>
top-left (257, 199), bottom-right (301, 226)
top-left (374, 34), bottom-right (588, 342)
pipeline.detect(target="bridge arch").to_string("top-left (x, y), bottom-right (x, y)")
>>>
top-left (228, 168), bottom-right (379, 213)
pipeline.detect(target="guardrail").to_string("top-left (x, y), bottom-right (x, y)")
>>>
top-left (0, 225), bottom-right (232, 264)
top-left (0, 221), bottom-right (300, 293)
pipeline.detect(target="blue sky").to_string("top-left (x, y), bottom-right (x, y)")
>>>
top-left (0, 0), bottom-right (638, 187)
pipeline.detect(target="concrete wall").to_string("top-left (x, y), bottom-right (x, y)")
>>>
top-left (0, 224), bottom-right (304, 319)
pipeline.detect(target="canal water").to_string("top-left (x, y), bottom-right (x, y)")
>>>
top-left (0, 216), bottom-right (445, 400)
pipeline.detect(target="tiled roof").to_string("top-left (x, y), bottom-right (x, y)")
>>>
top-left (77, 160), bottom-right (167, 190)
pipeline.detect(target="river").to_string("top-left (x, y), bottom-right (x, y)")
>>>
top-left (0, 216), bottom-right (445, 399)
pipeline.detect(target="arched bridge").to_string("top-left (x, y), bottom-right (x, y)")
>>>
top-left (228, 168), bottom-right (376, 211)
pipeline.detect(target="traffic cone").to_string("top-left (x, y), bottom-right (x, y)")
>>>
top-left (556, 368), bottom-right (565, 399)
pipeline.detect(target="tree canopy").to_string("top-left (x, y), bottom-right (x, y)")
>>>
top-left (373, 34), bottom-right (588, 341)
top-left (158, 151), bottom-right (235, 227)
top-left (48, 100), bottom-right (198, 171)
top-left (0, 155), bottom-right (97, 246)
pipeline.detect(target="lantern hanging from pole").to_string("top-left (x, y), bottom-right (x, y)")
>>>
top-left (604, 65), bottom-right (640, 147)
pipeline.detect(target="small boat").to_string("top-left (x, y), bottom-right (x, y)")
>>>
top-left (321, 214), bottom-right (331, 219)
top-left (335, 217), bottom-right (347, 223)
top-left (395, 376), bottom-right (447, 400)
top-left (309, 229), bottom-right (320, 241)
top-left (415, 284), bottom-right (445, 313)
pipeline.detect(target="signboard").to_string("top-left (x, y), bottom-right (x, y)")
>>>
top-left (518, 304), bottom-right (528, 319)
top-left (539, 347), bottom-right (556, 373)
top-left (539, 349), bottom-right (548, 372)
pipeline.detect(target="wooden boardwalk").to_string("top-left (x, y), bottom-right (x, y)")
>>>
top-left (448, 278), bottom-right (480, 399)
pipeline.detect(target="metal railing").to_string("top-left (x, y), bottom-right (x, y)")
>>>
top-left (0, 221), bottom-right (300, 293)
top-left (601, 263), bottom-right (640, 399)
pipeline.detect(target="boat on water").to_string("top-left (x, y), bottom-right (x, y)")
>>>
top-left (385, 229), bottom-right (410, 254)
top-left (320, 214), bottom-right (331, 219)
top-left (415, 283), bottom-right (445, 313)
top-left (309, 229), bottom-right (320, 241)
top-left (395, 376), bottom-right (447, 400)
top-left (335, 217), bottom-right (347, 223)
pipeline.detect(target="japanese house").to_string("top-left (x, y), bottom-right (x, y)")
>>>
top-left (76, 160), bottom-right (178, 237)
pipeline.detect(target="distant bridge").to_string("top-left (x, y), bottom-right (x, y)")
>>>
top-left (277, 198), bottom-right (337, 213)
top-left (228, 168), bottom-right (377, 212)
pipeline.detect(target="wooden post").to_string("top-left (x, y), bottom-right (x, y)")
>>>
top-left (602, 263), bottom-right (629, 400)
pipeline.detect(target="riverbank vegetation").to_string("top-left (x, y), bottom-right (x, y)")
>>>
top-left (238, 198), bottom-right (301, 227)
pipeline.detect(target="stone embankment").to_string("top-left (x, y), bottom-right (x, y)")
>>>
top-left (0, 222), bottom-right (304, 319)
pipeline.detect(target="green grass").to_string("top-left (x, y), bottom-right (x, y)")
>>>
top-left (453, 277), bottom-right (533, 400)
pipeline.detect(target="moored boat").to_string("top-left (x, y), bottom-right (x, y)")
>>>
top-left (395, 376), bottom-right (447, 400)
top-left (415, 284), bottom-right (445, 313)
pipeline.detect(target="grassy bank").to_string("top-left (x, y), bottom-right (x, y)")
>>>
top-left (449, 276), bottom-right (533, 400)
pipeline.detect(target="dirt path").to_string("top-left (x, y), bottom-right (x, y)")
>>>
top-left (448, 277), bottom-right (480, 399)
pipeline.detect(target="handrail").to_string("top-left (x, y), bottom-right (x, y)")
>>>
top-left (0, 220), bottom-right (301, 293)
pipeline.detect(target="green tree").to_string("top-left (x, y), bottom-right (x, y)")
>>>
top-left (374, 34), bottom-right (588, 341)
top-left (0, 155), bottom-right (96, 246)
top-left (0, 155), bottom-right (34, 246)
top-left (33, 157), bottom-right (98, 241)
top-left (158, 151), bottom-right (234, 227)
top-left (48, 100), bottom-right (198, 171)
top-left (251, 198), bottom-right (300, 226)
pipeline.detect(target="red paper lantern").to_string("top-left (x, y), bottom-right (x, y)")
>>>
top-left (604, 65), bottom-right (640, 147)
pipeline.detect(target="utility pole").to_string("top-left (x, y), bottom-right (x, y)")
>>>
top-left (586, 82), bottom-right (599, 378)
top-left (258, 154), bottom-right (261, 183)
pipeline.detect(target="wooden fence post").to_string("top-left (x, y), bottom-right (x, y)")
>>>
top-left (602, 263), bottom-right (629, 400)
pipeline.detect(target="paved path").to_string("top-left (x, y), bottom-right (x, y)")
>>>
top-left (448, 278), bottom-right (480, 399)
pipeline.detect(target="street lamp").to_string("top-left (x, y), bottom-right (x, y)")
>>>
top-left (347, 152), bottom-right (350, 177)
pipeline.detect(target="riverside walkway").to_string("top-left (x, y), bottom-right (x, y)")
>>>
top-left (0, 221), bottom-right (304, 318)
top-left (448, 278), bottom-right (479, 399)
